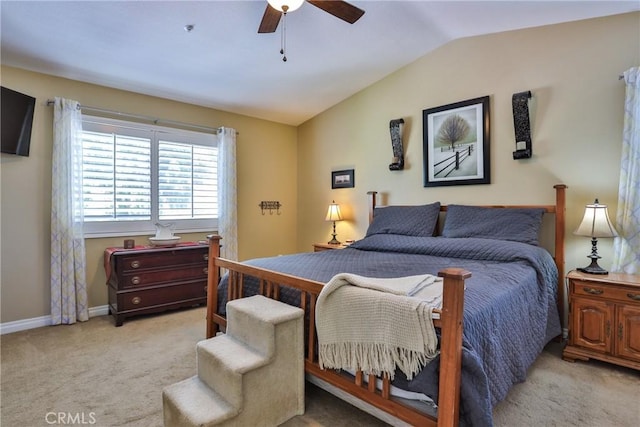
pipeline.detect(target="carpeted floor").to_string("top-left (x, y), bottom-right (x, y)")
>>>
top-left (1, 307), bottom-right (638, 426)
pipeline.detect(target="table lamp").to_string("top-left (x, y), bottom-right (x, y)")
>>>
top-left (574, 199), bottom-right (618, 275)
top-left (325, 201), bottom-right (343, 245)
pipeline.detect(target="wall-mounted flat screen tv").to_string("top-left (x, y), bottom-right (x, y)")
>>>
top-left (1, 86), bottom-right (36, 157)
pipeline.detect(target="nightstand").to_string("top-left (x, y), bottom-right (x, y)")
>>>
top-left (562, 270), bottom-right (640, 370)
top-left (312, 243), bottom-right (344, 252)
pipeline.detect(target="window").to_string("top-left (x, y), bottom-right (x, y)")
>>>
top-left (81, 116), bottom-right (217, 237)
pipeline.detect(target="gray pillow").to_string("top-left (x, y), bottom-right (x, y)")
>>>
top-left (441, 205), bottom-right (545, 245)
top-left (365, 202), bottom-right (441, 237)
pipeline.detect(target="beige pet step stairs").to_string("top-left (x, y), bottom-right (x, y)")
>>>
top-left (163, 295), bottom-right (305, 427)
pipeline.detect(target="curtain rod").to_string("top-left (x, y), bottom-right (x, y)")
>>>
top-left (46, 99), bottom-right (223, 135)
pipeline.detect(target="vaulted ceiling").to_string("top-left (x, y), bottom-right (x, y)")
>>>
top-left (2, 1), bottom-right (638, 125)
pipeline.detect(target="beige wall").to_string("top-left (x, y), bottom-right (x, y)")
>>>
top-left (1, 67), bottom-right (298, 323)
top-left (297, 13), bottom-right (640, 277)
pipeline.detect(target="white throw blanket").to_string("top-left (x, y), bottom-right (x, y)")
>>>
top-left (315, 273), bottom-right (443, 380)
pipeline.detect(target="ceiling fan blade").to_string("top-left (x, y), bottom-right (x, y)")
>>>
top-left (258, 4), bottom-right (281, 33)
top-left (308, 0), bottom-right (365, 24)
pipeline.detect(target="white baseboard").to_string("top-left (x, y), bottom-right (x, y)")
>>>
top-left (0, 305), bottom-right (109, 335)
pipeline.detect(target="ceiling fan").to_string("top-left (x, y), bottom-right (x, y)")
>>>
top-left (258, 0), bottom-right (365, 33)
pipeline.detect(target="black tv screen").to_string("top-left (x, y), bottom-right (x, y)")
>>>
top-left (1, 86), bottom-right (36, 157)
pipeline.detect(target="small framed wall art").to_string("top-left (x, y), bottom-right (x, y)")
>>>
top-left (331, 169), bottom-right (355, 189)
top-left (422, 95), bottom-right (490, 187)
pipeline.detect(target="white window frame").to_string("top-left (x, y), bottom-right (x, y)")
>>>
top-left (81, 116), bottom-right (218, 238)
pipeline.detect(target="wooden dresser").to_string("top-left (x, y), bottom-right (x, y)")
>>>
top-left (563, 270), bottom-right (640, 370)
top-left (105, 244), bottom-right (209, 326)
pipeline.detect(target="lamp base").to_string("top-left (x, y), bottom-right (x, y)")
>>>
top-left (328, 220), bottom-right (340, 245)
top-left (327, 235), bottom-right (341, 245)
top-left (577, 258), bottom-right (608, 275)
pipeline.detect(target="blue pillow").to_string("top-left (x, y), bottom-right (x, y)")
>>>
top-left (365, 202), bottom-right (441, 238)
top-left (441, 205), bottom-right (545, 245)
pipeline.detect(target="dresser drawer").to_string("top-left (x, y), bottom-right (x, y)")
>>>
top-left (119, 265), bottom-right (208, 288)
top-left (572, 280), bottom-right (640, 305)
top-left (114, 247), bottom-right (208, 272)
top-left (118, 281), bottom-right (207, 311)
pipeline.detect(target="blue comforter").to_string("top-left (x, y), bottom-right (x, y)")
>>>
top-left (217, 235), bottom-right (561, 426)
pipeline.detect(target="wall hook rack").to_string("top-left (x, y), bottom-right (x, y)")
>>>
top-left (259, 201), bottom-right (282, 215)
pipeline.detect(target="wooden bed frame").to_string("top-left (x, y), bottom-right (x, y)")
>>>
top-left (205, 184), bottom-right (567, 427)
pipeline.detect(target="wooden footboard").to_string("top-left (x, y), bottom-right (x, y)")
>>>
top-left (205, 234), bottom-right (469, 427)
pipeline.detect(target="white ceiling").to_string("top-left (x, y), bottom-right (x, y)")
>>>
top-left (1, 1), bottom-right (638, 126)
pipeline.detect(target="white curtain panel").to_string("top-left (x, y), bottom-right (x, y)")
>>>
top-left (612, 67), bottom-right (640, 274)
top-left (50, 97), bottom-right (89, 324)
top-left (217, 127), bottom-right (238, 261)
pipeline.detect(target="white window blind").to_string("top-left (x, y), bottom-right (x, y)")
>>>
top-left (82, 131), bottom-right (152, 221)
top-left (81, 117), bottom-right (218, 237)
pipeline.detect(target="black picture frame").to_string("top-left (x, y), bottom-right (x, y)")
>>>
top-left (422, 95), bottom-right (490, 187)
top-left (331, 169), bottom-right (354, 189)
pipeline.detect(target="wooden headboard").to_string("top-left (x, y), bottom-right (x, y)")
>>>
top-left (367, 184), bottom-right (567, 322)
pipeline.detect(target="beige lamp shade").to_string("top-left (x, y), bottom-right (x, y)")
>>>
top-left (325, 202), bottom-right (343, 222)
top-left (574, 200), bottom-right (618, 238)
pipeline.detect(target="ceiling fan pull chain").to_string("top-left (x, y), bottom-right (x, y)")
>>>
top-left (281, 11), bottom-right (288, 62)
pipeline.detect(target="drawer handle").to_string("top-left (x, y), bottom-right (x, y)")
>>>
top-left (583, 287), bottom-right (604, 295)
top-left (131, 296), bottom-right (141, 305)
top-left (131, 276), bottom-right (141, 285)
top-left (627, 293), bottom-right (640, 301)
top-left (203, 254), bottom-right (209, 261)
top-left (131, 260), bottom-right (140, 269)
top-left (203, 268), bottom-right (208, 274)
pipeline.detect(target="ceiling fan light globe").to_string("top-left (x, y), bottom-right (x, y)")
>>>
top-left (268, 0), bottom-right (304, 13)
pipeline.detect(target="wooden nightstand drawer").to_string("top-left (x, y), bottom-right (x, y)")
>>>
top-left (572, 280), bottom-right (640, 304)
top-left (313, 243), bottom-right (344, 252)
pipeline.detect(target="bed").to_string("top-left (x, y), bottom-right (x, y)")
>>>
top-left (205, 184), bottom-right (567, 427)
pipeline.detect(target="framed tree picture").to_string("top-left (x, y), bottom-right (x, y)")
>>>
top-left (422, 95), bottom-right (490, 187)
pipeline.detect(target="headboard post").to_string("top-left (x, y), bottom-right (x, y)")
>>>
top-left (554, 184), bottom-right (567, 328)
top-left (367, 191), bottom-right (377, 224)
